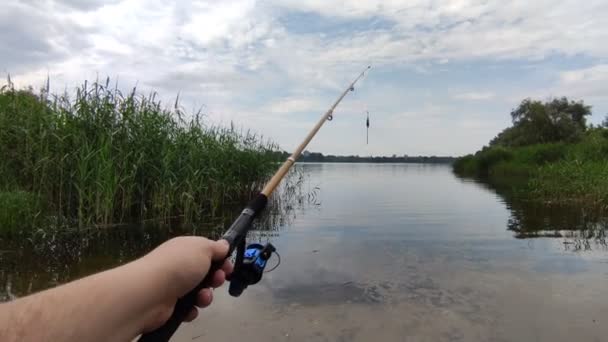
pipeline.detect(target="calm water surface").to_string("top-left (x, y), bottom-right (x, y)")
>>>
top-left (3, 163), bottom-right (608, 341)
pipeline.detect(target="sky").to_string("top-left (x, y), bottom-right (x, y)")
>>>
top-left (2, 0), bottom-right (608, 156)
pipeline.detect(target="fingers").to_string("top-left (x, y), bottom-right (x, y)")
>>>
top-left (208, 259), bottom-right (233, 287)
top-left (221, 259), bottom-right (234, 276)
top-left (196, 288), bottom-right (213, 308)
top-left (194, 259), bottom-right (229, 308)
top-left (210, 269), bottom-right (226, 288)
top-left (184, 308), bottom-right (199, 322)
top-left (207, 239), bottom-right (230, 261)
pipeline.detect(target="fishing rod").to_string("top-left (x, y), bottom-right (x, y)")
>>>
top-left (139, 65), bottom-right (371, 342)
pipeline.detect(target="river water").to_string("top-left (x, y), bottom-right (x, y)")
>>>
top-left (2, 163), bottom-right (608, 341)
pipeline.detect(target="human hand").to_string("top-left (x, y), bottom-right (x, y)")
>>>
top-left (0, 236), bottom-right (234, 342)
top-left (138, 236), bottom-right (234, 331)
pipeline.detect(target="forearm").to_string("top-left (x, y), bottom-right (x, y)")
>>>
top-left (0, 258), bottom-right (167, 342)
top-left (0, 237), bottom-right (229, 342)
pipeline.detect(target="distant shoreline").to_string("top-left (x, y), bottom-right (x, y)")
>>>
top-left (274, 151), bottom-right (455, 164)
top-left (297, 160), bottom-right (454, 164)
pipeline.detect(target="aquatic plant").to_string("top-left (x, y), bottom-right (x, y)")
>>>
top-left (454, 129), bottom-right (608, 208)
top-left (0, 78), bottom-right (279, 235)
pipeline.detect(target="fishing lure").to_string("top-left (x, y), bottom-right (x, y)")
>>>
top-left (366, 111), bottom-right (370, 144)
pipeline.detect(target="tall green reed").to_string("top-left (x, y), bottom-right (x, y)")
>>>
top-left (0, 78), bottom-right (278, 235)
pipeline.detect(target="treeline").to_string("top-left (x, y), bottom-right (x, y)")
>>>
top-left (0, 79), bottom-right (278, 236)
top-left (491, 97), bottom-right (590, 147)
top-left (454, 97), bottom-right (608, 206)
top-left (275, 152), bottom-right (455, 164)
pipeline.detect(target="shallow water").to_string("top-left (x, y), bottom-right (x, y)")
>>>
top-left (179, 163), bottom-right (608, 341)
top-left (3, 163), bottom-right (608, 341)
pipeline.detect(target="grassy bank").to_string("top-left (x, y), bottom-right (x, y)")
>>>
top-left (0, 79), bottom-right (278, 236)
top-left (453, 97), bottom-right (608, 208)
top-left (454, 128), bottom-right (608, 207)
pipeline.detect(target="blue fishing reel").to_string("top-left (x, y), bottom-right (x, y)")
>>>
top-left (229, 241), bottom-right (277, 297)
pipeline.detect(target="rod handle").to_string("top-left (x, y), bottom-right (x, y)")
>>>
top-left (138, 260), bottom-right (224, 342)
top-left (137, 194), bottom-right (268, 342)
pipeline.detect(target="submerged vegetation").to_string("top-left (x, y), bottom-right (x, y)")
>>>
top-left (0, 79), bottom-right (278, 236)
top-left (454, 97), bottom-right (608, 208)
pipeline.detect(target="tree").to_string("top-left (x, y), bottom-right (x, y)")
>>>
top-left (493, 97), bottom-right (591, 147)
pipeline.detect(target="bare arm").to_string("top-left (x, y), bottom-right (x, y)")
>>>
top-left (0, 237), bottom-right (232, 342)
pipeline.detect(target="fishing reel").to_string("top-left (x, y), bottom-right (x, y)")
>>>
top-left (228, 240), bottom-right (278, 297)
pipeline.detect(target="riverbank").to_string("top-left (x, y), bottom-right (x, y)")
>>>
top-left (453, 128), bottom-right (608, 208)
top-left (0, 79), bottom-right (278, 236)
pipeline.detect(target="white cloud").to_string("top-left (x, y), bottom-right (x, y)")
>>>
top-left (273, 0), bottom-right (608, 62)
top-left (560, 64), bottom-right (608, 86)
top-left (181, 0), bottom-right (262, 47)
top-left (265, 97), bottom-right (324, 114)
top-left (2, 0), bottom-right (608, 155)
top-left (555, 64), bottom-right (608, 119)
top-left (453, 91), bottom-right (496, 101)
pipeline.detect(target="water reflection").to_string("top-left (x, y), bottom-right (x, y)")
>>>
top-left (0, 169), bottom-right (313, 300)
top-left (457, 173), bottom-right (608, 251)
top-left (1, 226), bottom-right (173, 300)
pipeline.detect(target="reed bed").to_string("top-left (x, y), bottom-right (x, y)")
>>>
top-left (0, 78), bottom-right (278, 235)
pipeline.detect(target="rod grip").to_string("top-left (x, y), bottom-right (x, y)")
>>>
top-left (137, 193), bottom-right (268, 342)
top-left (138, 260), bottom-right (224, 342)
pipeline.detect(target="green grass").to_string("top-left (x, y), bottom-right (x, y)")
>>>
top-left (0, 79), bottom-right (279, 235)
top-left (453, 129), bottom-right (608, 207)
top-left (531, 130), bottom-right (608, 206)
top-left (532, 159), bottom-right (608, 206)
top-left (0, 191), bottom-right (41, 235)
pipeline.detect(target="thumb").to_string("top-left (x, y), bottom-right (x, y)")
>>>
top-left (207, 239), bottom-right (230, 261)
